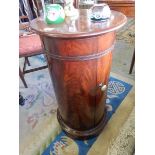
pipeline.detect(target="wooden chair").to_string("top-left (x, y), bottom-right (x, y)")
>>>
top-left (19, 0), bottom-right (48, 88)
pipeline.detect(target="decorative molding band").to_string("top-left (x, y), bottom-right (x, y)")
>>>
top-left (44, 43), bottom-right (115, 61)
top-left (57, 109), bottom-right (107, 139)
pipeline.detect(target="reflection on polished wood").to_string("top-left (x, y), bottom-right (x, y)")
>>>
top-left (30, 10), bottom-right (127, 38)
top-left (30, 9), bottom-right (127, 139)
top-left (98, 0), bottom-right (135, 17)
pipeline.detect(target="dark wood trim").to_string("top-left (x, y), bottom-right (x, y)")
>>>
top-left (26, 57), bottom-right (31, 66)
top-left (129, 49), bottom-right (135, 74)
top-left (23, 65), bottom-right (48, 74)
top-left (57, 109), bottom-right (107, 139)
top-left (44, 44), bottom-right (114, 61)
top-left (23, 58), bottom-right (27, 73)
top-left (19, 67), bottom-right (28, 88)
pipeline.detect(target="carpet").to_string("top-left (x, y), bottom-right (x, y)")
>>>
top-left (116, 18), bottom-right (135, 44)
top-left (107, 108), bottom-right (135, 155)
top-left (42, 76), bottom-right (132, 155)
top-left (19, 56), bottom-right (61, 155)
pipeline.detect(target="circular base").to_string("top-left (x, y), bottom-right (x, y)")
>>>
top-left (57, 109), bottom-right (107, 139)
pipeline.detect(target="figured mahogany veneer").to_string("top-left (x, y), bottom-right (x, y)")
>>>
top-left (30, 9), bottom-right (127, 139)
top-left (98, 0), bottom-right (135, 17)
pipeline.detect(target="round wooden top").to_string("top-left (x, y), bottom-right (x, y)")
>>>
top-left (30, 9), bottom-right (127, 39)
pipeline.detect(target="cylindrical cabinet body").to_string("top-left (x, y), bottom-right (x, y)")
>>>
top-left (30, 9), bottom-right (126, 139)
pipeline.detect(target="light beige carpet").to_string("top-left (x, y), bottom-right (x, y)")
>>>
top-left (19, 68), bottom-right (61, 155)
top-left (107, 108), bottom-right (135, 155)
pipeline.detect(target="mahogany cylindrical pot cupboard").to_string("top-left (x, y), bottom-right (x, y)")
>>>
top-left (30, 10), bottom-right (127, 139)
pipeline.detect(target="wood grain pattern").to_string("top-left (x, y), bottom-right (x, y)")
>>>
top-left (41, 33), bottom-right (115, 131)
top-left (98, 0), bottom-right (135, 17)
top-left (30, 10), bottom-right (127, 38)
top-left (31, 10), bottom-right (126, 138)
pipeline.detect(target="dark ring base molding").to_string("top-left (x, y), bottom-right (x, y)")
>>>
top-left (57, 109), bottom-right (107, 139)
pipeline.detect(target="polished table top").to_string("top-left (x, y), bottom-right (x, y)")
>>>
top-left (30, 9), bottom-right (127, 39)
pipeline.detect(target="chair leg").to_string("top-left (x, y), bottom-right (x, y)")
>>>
top-left (25, 57), bottom-right (31, 66)
top-left (23, 57), bottom-right (30, 73)
top-left (19, 67), bottom-right (28, 88)
top-left (129, 49), bottom-right (135, 74)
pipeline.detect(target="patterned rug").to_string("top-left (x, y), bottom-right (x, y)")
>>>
top-left (42, 77), bottom-right (132, 155)
top-left (19, 55), bottom-right (132, 155)
top-left (116, 18), bottom-right (135, 44)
